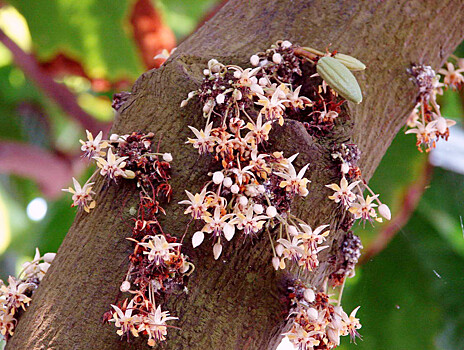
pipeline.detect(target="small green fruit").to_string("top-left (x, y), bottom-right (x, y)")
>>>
top-left (316, 56), bottom-right (363, 104)
top-left (334, 53), bottom-right (366, 71)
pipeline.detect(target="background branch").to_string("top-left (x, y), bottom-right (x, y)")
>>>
top-left (0, 27), bottom-right (109, 135)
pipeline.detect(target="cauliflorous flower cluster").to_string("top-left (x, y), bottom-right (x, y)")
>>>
top-left (0, 248), bottom-right (55, 341)
top-left (286, 281), bottom-right (362, 350)
top-left (406, 61), bottom-right (459, 152)
top-left (64, 131), bottom-right (191, 346)
top-left (327, 143), bottom-right (391, 225)
top-left (180, 41), bottom-right (355, 270)
top-left (329, 231), bottom-right (363, 286)
top-left (180, 42), bottom-right (386, 349)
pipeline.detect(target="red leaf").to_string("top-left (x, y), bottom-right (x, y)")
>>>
top-left (40, 53), bottom-right (91, 80)
top-left (130, 0), bottom-right (176, 69)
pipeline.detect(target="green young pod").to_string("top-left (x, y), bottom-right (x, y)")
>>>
top-left (316, 56), bottom-right (363, 104)
top-left (334, 53), bottom-right (366, 71)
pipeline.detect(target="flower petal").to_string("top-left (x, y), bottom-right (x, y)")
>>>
top-left (192, 231), bottom-right (205, 248)
top-left (213, 243), bottom-right (222, 260)
top-left (223, 223), bottom-right (235, 241)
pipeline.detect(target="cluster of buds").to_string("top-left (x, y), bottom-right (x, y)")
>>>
top-left (285, 281), bottom-right (362, 350)
top-left (329, 231), bottom-right (363, 286)
top-left (406, 61), bottom-right (460, 152)
top-left (180, 40), bottom-right (368, 269)
top-left (0, 248), bottom-right (55, 341)
top-left (327, 143), bottom-right (391, 225)
top-left (64, 131), bottom-right (190, 346)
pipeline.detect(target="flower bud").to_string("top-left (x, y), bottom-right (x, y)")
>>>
top-left (162, 153), bottom-right (173, 162)
top-left (192, 231), bottom-right (205, 248)
top-left (276, 244), bottom-right (284, 256)
top-left (120, 281), bottom-right (131, 292)
top-left (232, 89), bottom-right (242, 101)
top-left (231, 184), bottom-right (240, 194)
top-left (239, 196), bottom-right (248, 206)
top-left (378, 203), bottom-right (391, 220)
top-left (281, 40), bottom-right (292, 48)
top-left (253, 204), bottom-right (264, 214)
top-left (272, 257), bottom-right (280, 270)
top-left (341, 162), bottom-right (350, 174)
top-left (307, 307), bottom-right (318, 320)
top-left (250, 55), bottom-right (260, 66)
top-left (216, 93), bottom-right (225, 104)
top-left (213, 243), bottom-right (222, 260)
top-left (223, 177), bottom-right (233, 187)
top-left (213, 171), bottom-right (224, 184)
top-left (208, 59), bottom-right (221, 73)
top-left (272, 53), bottom-right (282, 64)
top-left (223, 223), bottom-right (235, 241)
top-left (258, 77), bottom-right (268, 86)
top-left (203, 100), bottom-right (214, 114)
top-left (43, 253), bottom-right (56, 263)
top-left (266, 206), bottom-right (277, 218)
top-left (288, 225), bottom-right (298, 236)
top-left (304, 288), bottom-right (315, 302)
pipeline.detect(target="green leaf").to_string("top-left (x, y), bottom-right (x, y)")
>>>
top-left (157, 0), bottom-right (220, 39)
top-left (341, 227), bottom-right (442, 350)
top-left (417, 167), bottom-right (464, 259)
top-left (342, 169), bottom-right (464, 349)
top-left (9, 0), bottom-right (144, 80)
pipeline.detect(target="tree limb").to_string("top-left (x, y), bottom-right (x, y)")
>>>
top-left (7, 1), bottom-right (464, 349)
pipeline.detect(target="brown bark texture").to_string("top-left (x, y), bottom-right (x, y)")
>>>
top-left (7, 0), bottom-right (464, 349)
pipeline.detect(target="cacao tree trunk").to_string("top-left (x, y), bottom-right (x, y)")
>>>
top-left (7, 0), bottom-right (464, 349)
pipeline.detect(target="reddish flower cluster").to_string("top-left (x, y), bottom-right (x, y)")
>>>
top-left (327, 143), bottom-right (391, 226)
top-left (286, 281), bottom-right (361, 350)
top-left (181, 41), bottom-right (375, 348)
top-left (64, 131), bottom-right (190, 346)
top-left (0, 249), bottom-right (55, 341)
top-left (104, 132), bottom-right (192, 346)
top-left (180, 41), bottom-right (345, 269)
top-left (406, 63), bottom-right (458, 152)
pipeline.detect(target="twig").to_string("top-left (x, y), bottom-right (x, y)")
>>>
top-left (0, 28), bottom-right (110, 135)
top-left (0, 141), bottom-right (73, 198)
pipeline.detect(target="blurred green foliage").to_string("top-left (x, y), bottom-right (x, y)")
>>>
top-left (0, 1), bottom-right (463, 349)
top-left (8, 0), bottom-right (143, 80)
top-left (341, 96), bottom-right (464, 349)
top-left (342, 168), bottom-right (464, 350)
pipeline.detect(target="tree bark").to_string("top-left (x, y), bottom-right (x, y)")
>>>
top-left (8, 1), bottom-right (464, 349)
